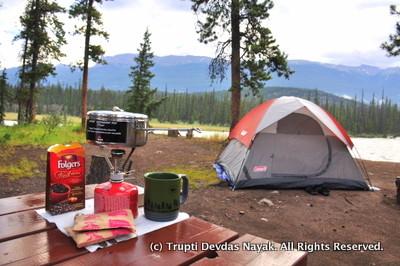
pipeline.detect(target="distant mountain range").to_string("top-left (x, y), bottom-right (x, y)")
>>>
top-left (5, 54), bottom-right (400, 103)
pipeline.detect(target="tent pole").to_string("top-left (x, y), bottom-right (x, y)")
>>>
top-left (352, 146), bottom-right (374, 190)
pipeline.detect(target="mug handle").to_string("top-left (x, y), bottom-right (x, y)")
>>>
top-left (179, 174), bottom-right (189, 205)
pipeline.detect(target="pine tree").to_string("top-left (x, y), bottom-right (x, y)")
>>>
top-left (69, 0), bottom-right (109, 130)
top-left (125, 29), bottom-right (167, 118)
top-left (191, 0), bottom-right (294, 131)
top-left (14, 0), bottom-right (66, 123)
top-left (381, 5), bottom-right (400, 56)
top-left (0, 70), bottom-right (13, 125)
top-left (314, 88), bottom-right (320, 105)
top-left (99, 86), bottom-right (110, 110)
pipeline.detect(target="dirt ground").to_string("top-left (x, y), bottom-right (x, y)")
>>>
top-left (0, 134), bottom-right (399, 266)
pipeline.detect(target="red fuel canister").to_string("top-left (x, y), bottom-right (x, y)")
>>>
top-left (94, 172), bottom-right (138, 218)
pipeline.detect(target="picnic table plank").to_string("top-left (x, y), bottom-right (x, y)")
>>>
top-left (57, 216), bottom-right (239, 266)
top-left (191, 234), bottom-right (307, 266)
top-left (0, 184), bottom-right (97, 216)
top-left (0, 228), bottom-right (89, 265)
top-left (0, 210), bottom-right (56, 243)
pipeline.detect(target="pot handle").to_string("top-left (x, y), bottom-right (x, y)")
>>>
top-left (179, 174), bottom-right (189, 205)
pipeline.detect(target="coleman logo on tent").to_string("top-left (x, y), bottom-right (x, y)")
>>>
top-left (241, 130), bottom-right (247, 136)
top-left (253, 166), bottom-right (267, 172)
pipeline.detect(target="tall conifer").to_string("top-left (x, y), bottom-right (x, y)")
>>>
top-left (14, 0), bottom-right (66, 123)
top-left (0, 70), bottom-right (13, 125)
top-left (126, 29), bottom-right (167, 118)
top-left (191, 0), bottom-right (294, 130)
top-left (69, 0), bottom-right (109, 130)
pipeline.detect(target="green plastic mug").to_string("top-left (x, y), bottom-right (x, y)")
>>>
top-left (144, 172), bottom-right (189, 222)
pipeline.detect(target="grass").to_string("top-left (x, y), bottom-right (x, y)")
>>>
top-left (3, 113), bottom-right (86, 146)
top-left (0, 157), bottom-right (39, 180)
top-left (5, 112), bottom-right (81, 124)
top-left (0, 123), bottom-right (86, 146)
top-left (155, 166), bottom-right (219, 190)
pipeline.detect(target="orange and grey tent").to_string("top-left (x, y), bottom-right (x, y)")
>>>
top-left (215, 96), bottom-right (370, 190)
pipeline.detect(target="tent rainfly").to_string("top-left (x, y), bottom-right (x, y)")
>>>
top-left (215, 96), bottom-right (370, 191)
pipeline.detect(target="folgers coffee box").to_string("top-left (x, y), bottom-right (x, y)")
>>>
top-left (46, 142), bottom-right (85, 215)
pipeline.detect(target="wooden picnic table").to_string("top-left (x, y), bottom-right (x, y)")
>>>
top-left (0, 184), bottom-right (307, 265)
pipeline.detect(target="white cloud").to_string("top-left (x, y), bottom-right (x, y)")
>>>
top-left (100, 0), bottom-right (213, 58)
top-left (1, 0), bottom-right (400, 69)
top-left (268, 0), bottom-right (400, 67)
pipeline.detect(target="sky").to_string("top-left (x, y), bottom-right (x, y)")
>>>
top-left (1, 0), bottom-right (400, 69)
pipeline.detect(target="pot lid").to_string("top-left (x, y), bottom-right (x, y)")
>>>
top-left (87, 108), bottom-right (148, 120)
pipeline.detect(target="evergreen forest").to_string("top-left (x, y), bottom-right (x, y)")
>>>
top-left (2, 82), bottom-right (400, 137)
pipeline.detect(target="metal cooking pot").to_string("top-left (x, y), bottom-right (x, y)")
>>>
top-left (86, 108), bottom-right (149, 148)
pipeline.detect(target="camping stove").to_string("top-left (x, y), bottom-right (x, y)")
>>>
top-left (86, 106), bottom-right (150, 176)
top-left (86, 107), bottom-right (150, 216)
top-left (86, 106), bottom-right (201, 216)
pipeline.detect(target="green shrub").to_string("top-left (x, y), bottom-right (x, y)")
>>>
top-left (40, 113), bottom-right (63, 128)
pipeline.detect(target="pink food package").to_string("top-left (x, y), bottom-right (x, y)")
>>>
top-left (65, 227), bottom-right (134, 248)
top-left (73, 209), bottom-right (135, 232)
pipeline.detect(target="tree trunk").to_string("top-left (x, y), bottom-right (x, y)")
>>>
top-left (17, 31), bottom-right (30, 124)
top-left (81, 0), bottom-right (94, 131)
top-left (17, 85), bottom-right (26, 123)
top-left (81, 63), bottom-right (89, 130)
top-left (396, 176), bottom-right (400, 204)
top-left (86, 155), bottom-right (110, 184)
top-left (28, 0), bottom-right (41, 124)
top-left (230, 0), bottom-right (241, 132)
